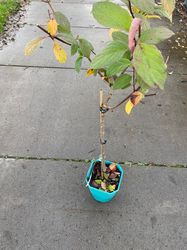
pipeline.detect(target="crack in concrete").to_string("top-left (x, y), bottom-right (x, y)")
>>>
top-left (0, 155), bottom-right (186, 169)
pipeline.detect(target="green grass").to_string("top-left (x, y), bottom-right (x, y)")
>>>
top-left (0, 0), bottom-right (20, 33)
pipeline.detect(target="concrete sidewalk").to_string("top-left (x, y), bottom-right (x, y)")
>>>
top-left (0, 1), bottom-right (186, 165)
top-left (0, 0), bottom-right (187, 249)
top-left (0, 159), bottom-right (187, 250)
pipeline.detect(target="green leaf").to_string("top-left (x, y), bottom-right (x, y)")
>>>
top-left (112, 31), bottom-right (128, 45)
top-left (95, 179), bottom-right (102, 185)
top-left (112, 74), bottom-right (132, 90)
top-left (106, 58), bottom-right (131, 77)
top-left (75, 56), bottom-right (83, 73)
top-left (131, 0), bottom-right (155, 13)
top-left (103, 172), bottom-right (109, 180)
top-left (78, 38), bottom-right (94, 58)
top-left (140, 27), bottom-right (174, 44)
top-left (54, 11), bottom-right (71, 33)
top-left (133, 43), bottom-right (167, 89)
top-left (108, 184), bottom-right (116, 192)
top-left (58, 32), bottom-right (76, 44)
top-left (123, 49), bottom-right (131, 60)
top-left (71, 42), bottom-right (79, 56)
top-left (90, 41), bottom-right (128, 69)
top-left (141, 18), bottom-right (151, 31)
top-left (136, 74), bottom-right (150, 94)
top-left (92, 1), bottom-right (132, 31)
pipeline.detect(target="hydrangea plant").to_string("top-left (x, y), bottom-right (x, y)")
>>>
top-left (25, 0), bottom-right (175, 192)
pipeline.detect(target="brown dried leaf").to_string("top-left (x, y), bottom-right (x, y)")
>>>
top-left (109, 173), bottom-right (117, 179)
top-left (109, 163), bottom-right (117, 172)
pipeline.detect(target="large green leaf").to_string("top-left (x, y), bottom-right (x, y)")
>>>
top-left (141, 18), bottom-right (151, 31)
top-left (112, 74), bottom-right (132, 90)
top-left (136, 74), bottom-right (150, 94)
top-left (140, 27), bottom-right (174, 44)
top-left (112, 31), bottom-right (128, 45)
top-left (55, 12), bottom-right (71, 33)
top-left (106, 58), bottom-right (131, 77)
top-left (131, 0), bottom-right (155, 13)
top-left (90, 41), bottom-right (128, 69)
top-left (79, 38), bottom-right (94, 58)
top-left (92, 2), bottom-right (132, 31)
top-left (132, 43), bottom-right (167, 89)
top-left (123, 49), bottom-right (131, 60)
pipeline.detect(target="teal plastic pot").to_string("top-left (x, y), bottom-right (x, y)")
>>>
top-left (85, 159), bottom-right (124, 203)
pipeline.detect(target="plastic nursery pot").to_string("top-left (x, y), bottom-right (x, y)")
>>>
top-left (85, 159), bottom-right (124, 203)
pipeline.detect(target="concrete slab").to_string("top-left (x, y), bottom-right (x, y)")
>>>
top-left (0, 159), bottom-right (187, 250)
top-left (25, 2), bottom-right (106, 28)
top-left (25, 1), bottom-right (171, 29)
top-left (0, 25), bottom-right (109, 69)
top-left (0, 66), bottom-right (187, 165)
top-left (1, 0), bottom-right (184, 73)
top-left (0, 24), bottom-right (185, 74)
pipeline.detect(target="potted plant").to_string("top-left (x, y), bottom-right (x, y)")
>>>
top-left (25, 0), bottom-right (175, 202)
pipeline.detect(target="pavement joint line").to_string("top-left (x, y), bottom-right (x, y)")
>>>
top-left (0, 64), bottom-right (186, 76)
top-left (0, 64), bottom-right (133, 72)
top-left (27, 23), bottom-right (108, 30)
top-left (63, 208), bottom-right (121, 214)
top-left (0, 155), bottom-right (186, 169)
top-left (0, 64), bottom-right (88, 71)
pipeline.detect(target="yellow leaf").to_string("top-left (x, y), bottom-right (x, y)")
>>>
top-left (132, 6), bottom-right (140, 14)
top-left (53, 42), bottom-right (67, 63)
top-left (161, 0), bottom-right (175, 21)
top-left (132, 6), bottom-right (160, 19)
top-left (145, 14), bottom-right (161, 19)
top-left (47, 19), bottom-right (58, 37)
top-left (24, 37), bottom-right (45, 56)
top-left (125, 91), bottom-right (144, 115)
top-left (125, 100), bottom-right (134, 115)
top-left (109, 28), bottom-right (119, 38)
top-left (86, 69), bottom-right (94, 77)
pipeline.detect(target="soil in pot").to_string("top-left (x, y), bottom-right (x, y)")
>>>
top-left (90, 161), bottom-right (121, 192)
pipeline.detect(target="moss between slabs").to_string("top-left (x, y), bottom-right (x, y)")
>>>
top-left (0, 0), bottom-right (20, 33)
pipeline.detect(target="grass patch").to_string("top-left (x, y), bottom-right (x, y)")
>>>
top-left (0, 0), bottom-right (20, 33)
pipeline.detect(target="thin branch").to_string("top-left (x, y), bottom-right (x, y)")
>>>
top-left (138, 25), bottom-right (141, 38)
top-left (42, 0), bottom-right (55, 16)
top-left (99, 90), bottom-right (106, 176)
top-left (109, 86), bottom-right (141, 111)
top-left (128, 0), bottom-right (135, 18)
top-left (132, 67), bottom-right (136, 91)
top-left (37, 25), bottom-right (71, 45)
top-left (145, 93), bottom-right (157, 97)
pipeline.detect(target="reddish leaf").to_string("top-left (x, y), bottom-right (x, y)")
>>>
top-left (128, 18), bottom-right (142, 53)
